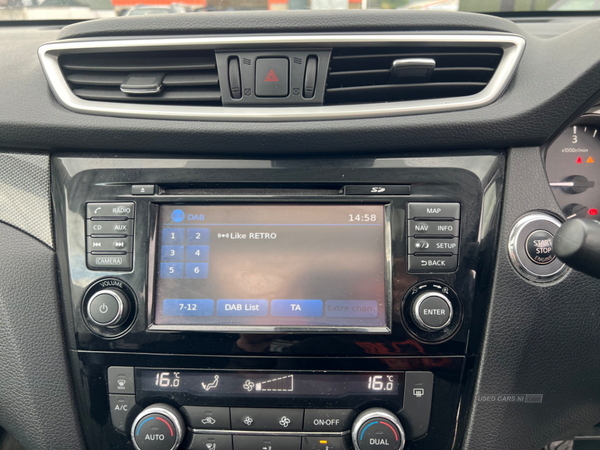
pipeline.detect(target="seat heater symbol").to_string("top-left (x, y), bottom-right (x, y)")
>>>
top-left (202, 375), bottom-right (219, 391)
top-left (279, 416), bottom-right (291, 428)
top-left (243, 416), bottom-right (254, 426)
top-left (201, 417), bottom-right (217, 425)
top-left (413, 388), bottom-right (425, 398)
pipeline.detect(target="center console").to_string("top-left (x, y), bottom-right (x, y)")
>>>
top-left (52, 152), bottom-right (504, 450)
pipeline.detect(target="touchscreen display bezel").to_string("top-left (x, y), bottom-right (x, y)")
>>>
top-left (147, 203), bottom-right (393, 334)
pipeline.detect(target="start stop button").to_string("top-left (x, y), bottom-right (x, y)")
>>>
top-left (525, 229), bottom-right (556, 265)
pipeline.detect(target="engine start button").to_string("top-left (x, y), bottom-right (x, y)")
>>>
top-left (525, 229), bottom-right (557, 265)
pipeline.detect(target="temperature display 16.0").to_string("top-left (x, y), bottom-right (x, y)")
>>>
top-left (140, 370), bottom-right (402, 398)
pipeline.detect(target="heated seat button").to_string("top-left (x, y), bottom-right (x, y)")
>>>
top-left (233, 436), bottom-right (301, 450)
top-left (303, 436), bottom-right (352, 450)
top-left (187, 434), bottom-right (232, 450)
top-left (255, 58), bottom-right (289, 97)
top-left (231, 408), bottom-right (303, 431)
top-left (87, 220), bottom-right (133, 236)
top-left (525, 229), bottom-right (556, 265)
top-left (304, 409), bottom-right (357, 432)
top-left (180, 406), bottom-right (230, 429)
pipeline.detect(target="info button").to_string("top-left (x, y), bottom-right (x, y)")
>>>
top-left (217, 299), bottom-right (268, 317)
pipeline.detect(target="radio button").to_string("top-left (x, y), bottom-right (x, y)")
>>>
top-left (87, 202), bottom-right (135, 219)
top-left (408, 220), bottom-right (459, 237)
top-left (303, 436), bottom-right (351, 450)
top-left (187, 434), bottom-right (232, 450)
top-left (181, 406), bottom-right (230, 430)
top-left (408, 237), bottom-right (459, 255)
top-left (87, 236), bottom-right (133, 253)
top-left (87, 220), bottom-right (133, 236)
top-left (407, 255), bottom-right (458, 273)
top-left (231, 408), bottom-right (303, 431)
top-left (233, 436), bottom-right (301, 450)
top-left (304, 409), bottom-right (357, 432)
top-left (408, 203), bottom-right (460, 220)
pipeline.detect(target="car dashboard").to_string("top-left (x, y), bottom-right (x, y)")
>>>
top-left (0, 9), bottom-right (599, 450)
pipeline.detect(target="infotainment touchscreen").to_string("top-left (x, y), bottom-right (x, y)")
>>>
top-left (151, 204), bottom-right (390, 332)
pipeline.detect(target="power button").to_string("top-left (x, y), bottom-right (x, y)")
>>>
top-left (88, 290), bottom-right (124, 326)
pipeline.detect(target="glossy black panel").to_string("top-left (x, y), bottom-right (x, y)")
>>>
top-left (53, 153), bottom-right (504, 358)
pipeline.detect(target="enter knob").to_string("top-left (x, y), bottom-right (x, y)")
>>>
top-left (410, 292), bottom-right (453, 332)
top-left (131, 404), bottom-right (185, 450)
top-left (352, 408), bottom-right (405, 450)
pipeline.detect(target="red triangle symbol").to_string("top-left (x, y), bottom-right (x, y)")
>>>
top-left (577, 156), bottom-right (583, 164)
top-left (265, 70), bottom-right (279, 82)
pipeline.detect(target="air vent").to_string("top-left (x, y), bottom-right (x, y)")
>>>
top-left (325, 46), bottom-right (504, 105)
top-left (59, 50), bottom-right (221, 105)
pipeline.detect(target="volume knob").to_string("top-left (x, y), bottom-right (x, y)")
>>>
top-left (352, 408), bottom-right (405, 450)
top-left (86, 288), bottom-right (130, 327)
top-left (131, 404), bottom-right (186, 450)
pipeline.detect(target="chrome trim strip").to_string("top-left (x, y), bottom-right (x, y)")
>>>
top-left (38, 33), bottom-right (525, 122)
top-left (190, 429), bottom-right (350, 436)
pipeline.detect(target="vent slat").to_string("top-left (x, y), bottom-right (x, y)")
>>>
top-left (73, 86), bottom-right (222, 102)
top-left (66, 72), bottom-right (127, 86)
top-left (325, 82), bottom-right (486, 104)
top-left (60, 50), bottom-right (221, 106)
top-left (163, 72), bottom-right (219, 86)
top-left (325, 46), bottom-right (503, 105)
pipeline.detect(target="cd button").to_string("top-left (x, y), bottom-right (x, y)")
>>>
top-left (233, 436), bottom-right (301, 450)
top-left (87, 220), bottom-right (132, 236)
top-left (231, 408), bottom-right (303, 431)
top-left (304, 409), bottom-right (357, 432)
top-left (180, 406), bottom-right (230, 429)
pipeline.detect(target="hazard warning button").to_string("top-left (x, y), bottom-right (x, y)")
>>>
top-left (256, 58), bottom-right (289, 97)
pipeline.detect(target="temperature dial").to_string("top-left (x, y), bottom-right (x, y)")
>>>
top-left (131, 404), bottom-right (185, 450)
top-left (352, 408), bottom-right (405, 450)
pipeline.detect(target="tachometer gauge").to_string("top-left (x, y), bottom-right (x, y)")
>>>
top-left (545, 125), bottom-right (599, 219)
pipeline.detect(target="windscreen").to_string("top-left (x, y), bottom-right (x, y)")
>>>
top-left (152, 203), bottom-right (389, 331)
top-left (3, 0), bottom-right (598, 21)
